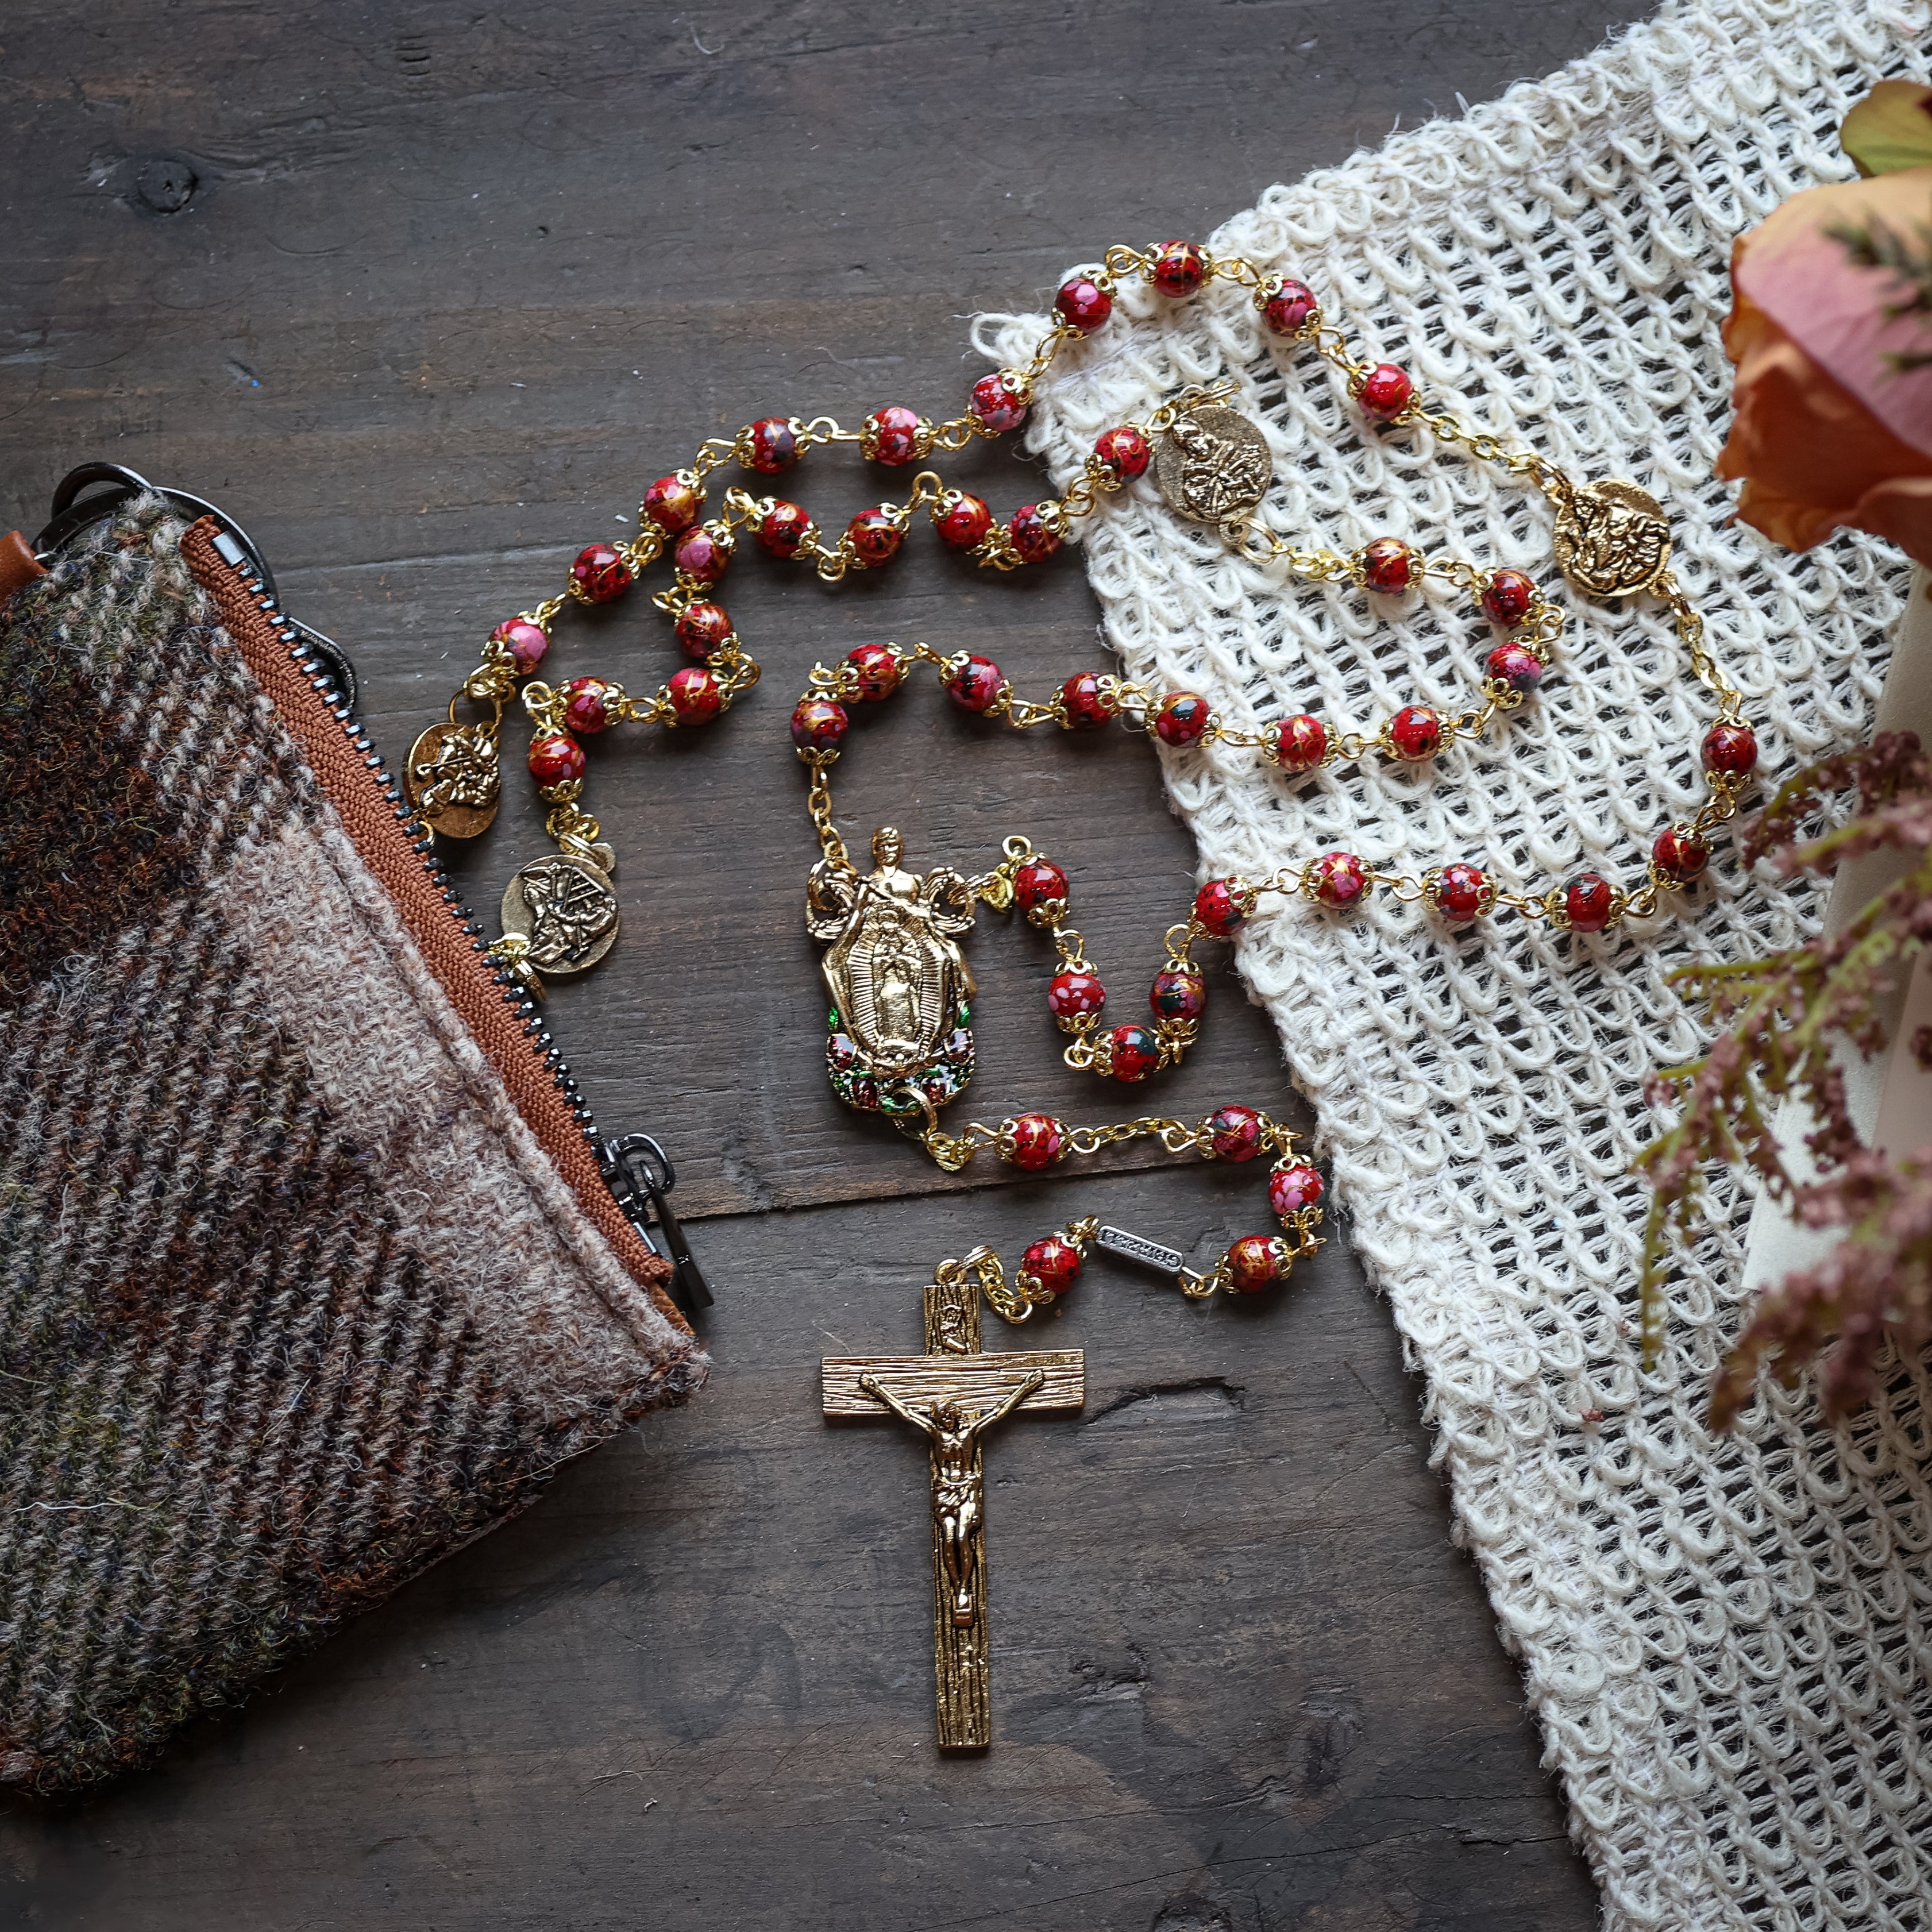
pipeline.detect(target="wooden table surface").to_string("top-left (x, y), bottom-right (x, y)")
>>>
top-left (0, 5), bottom-right (1656, 1926)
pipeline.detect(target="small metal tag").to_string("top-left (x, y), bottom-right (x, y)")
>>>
top-left (1095, 1225), bottom-right (1186, 1276)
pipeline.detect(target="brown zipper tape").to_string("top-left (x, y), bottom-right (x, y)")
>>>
top-left (178, 516), bottom-right (689, 1336)
top-left (0, 531), bottom-right (46, 604)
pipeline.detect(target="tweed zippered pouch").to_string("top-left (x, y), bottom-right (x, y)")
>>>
top-left (0, 490), bottom-right (707, 1794)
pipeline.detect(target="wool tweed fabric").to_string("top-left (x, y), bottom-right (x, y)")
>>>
top-left (0, 500), bottom-right (705, 1794)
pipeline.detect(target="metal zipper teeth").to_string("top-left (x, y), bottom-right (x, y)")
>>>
top-left (232, 565), bottom-right (603, 1148)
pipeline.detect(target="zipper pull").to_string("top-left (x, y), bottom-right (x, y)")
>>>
top-left (599, 1133), bottom-right (714, 1320)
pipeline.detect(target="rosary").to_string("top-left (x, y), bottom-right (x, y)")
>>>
top-left (408, 236), bottom-right (1752, 1745)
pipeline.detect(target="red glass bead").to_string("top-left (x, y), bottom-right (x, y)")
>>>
top-left (1564, 873), bottom-right (1618, 933)
top-left (1154, 691), bottom-right (1212, 747)
top-left (527, 733), bottom-right (584, 788)
top-left (935, 492), bottom-right (993, 549)
top-left (1388, 704), bottom-right (1443, 762)
top-left (674, 602), bottom-right (733, 658)
top-left (1108, 1023), bottom-right (1163, 1082)
top-left (1310, 851), bottom-right (1370, 908)
top-left (492, 618), bottom-right (549, 675)
top-left (1270, 714), bottom-right (1326, 774)
top-left (847, 508), bottom-right (903, 568)
top-left (862, 404), bottom-right (923, 466)
top-left (674, 525), bottom-right (731, 583)
top-left (1048, 968), bottom-right (1106, 1025)
top-left (1261, 277), bottom-right (1317, 335)
top-left (1055, 276), bottom-right (1112, 334)
top-left (560, 677), bottom-right (612, 735)
top-left (571, 543), bottom-right (631, 603)
top-left (1269, 1162), bottom-right (1324, 1216)
top-left (1009, 1112), bottom-right (1066, 1171)
top-left (1150, 240), bottom-right (1208, 296)
top-left (1021, 1232), bottom-right (1083, 1293)
top-left (969, 371), bottom-right (1029, 433)
top-left (1481, 569), bottom-right (1537, 626)
top-left (1362, 538), bottom-right (1418, 594)
top-left (1194, 878), bottom-right (1249, 936)
top-left (743, 417), bottom-right (798, 473)
top-left (1207, 1104), bottom-right (1264, 1162)
top-left (1150, 968), bottom-right (1206, 1021)
top-left (667, 665), bottom-right (723, 725)
top-left (1227, 1235), bottom-right (1287, 1294)
top-left (1653, 824), bottom-right (1711, 884)
top-left (1008, 504), bottom-right (1061, 565)
top-left (1703, 722), bottom-right (1758, 777)
top-left (642, 473), bottom-right (703, 533)
top-left (1094, 425), bottom-right (1151, 479)
top-left (944, 654), bottom-right (1004, 713)
top-left (790, 697), bottom-right (849, 753)
top-left (1430, 861), bottom-right (1490, 924)
top-left (1358, 363), bottom-right (1414, 422)
top-left (1013, 856), bottom-right (1069, 915)
top-left (1486, 642), bottom-right (1544, 694)
top-left (1061, 672), bottom-right (1117, 731)
top-left (757, 500), bottom-right (812, 558)
top-left (846, 643), bottom-right (902, 701)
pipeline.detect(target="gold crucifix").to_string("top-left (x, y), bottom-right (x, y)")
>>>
top-left (822, 1251), bottom-right (1083, 1750)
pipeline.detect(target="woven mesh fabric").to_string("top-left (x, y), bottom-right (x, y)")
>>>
top-left (981, 5), bottom-right (1932, 1925)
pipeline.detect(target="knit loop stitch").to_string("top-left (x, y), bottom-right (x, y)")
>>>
top-left (983, 4), bottom-right (1932, 1925)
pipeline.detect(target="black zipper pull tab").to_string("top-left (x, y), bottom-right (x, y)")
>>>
top-left (599, 1133), bottom-right (714, 1321)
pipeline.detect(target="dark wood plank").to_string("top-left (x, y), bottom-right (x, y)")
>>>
top-left (0, 0), bottom-right (1658, 1923)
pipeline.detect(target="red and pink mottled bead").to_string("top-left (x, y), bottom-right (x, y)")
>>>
top-left (1150, 968), bottom-right (1206, 1021)
top-left (1107, 1024), bottom-right (1163, 1082)
top-left (673, 526), bottom-right (731, 583)
top-left (1702, 722), bottom-right (1758, 777)
top-left (1486, 642), bottom-right (1543, 693)
top-left (491, 618), bottom-right (549, 674)
top-left (1226, 1235), bottom-right (1288, 1293)
top-left (1154, 691), bottom-right (1212, 747)
top-left (1207, 1104), bottom-right (1265, 1162)
top-left (1358, 363), bottom-right (1414, 422)
top-left (1653, 824), bottom-right (1710, 883)
top-left (1054, 276), bottom-right (1113, 334)
top-left (1481, 569), bottom-right (1537, 627)
top-left (1008, 505), bottom-right (1061, 564)
top-left (1309, 851), bottom-right (1370, 908)
top-left (862, 405), bottom-right (924, 466)
top-left (1094, 425), bottom-right (1150, 478)
top-left (1150, 240), bottom-right (1208, 296)
top-left (757, 500), bottom-right (812, 558)
top-left (1013, 857), bottom-right (1069, 916)
top-left (1193, 878), bottom-right (1250, 936)
top-left (1269, 1163), bottom-right (1324, 1216)
top-left (846, 508), bottom-right (904, 568)
top-left (1048, 969), bottom-right (1106, 1026)
top-left (1564, 873), bottom-right (1618, 932)
top-left (674, 603), bottom-right (733, 658)
top-left (934, 492), bottom-right (993, 549)
top-left (969, 372), bottom-right (1029, 433)
top-left (642, 474), bottom-right (703, 533)
top-left (944, 654), bottom-right (1005, 713)
top-left (1260, 278), bottom-right (1317, 335)
top-left (1022, 1232), bottom-right (1083, 1293)
top-left (667, 666), bottom-right (722, 724)
top-left (571, 543), bottom-right (631, 603)
top-left (527, 734), bottom-right (584, 788)
top-left (1362, 538), bottom-right (1418, 594)
top-left (790, 697), bottom-right (849, 753)
top-left (1008, 1113), bottom-right (1066, 1171)
top-left (743, 417), bottom-right (799, 473)
top-left (1429, 862), bottom-right (1490, 924)
top-left (1388, 705), bottom-right (1443, 762)
top-left (560, 677), bottom-right (613, 735)
top-left (1274, 713), bottom-right (1328, 773)
top-left (845, 643), bottom-right (902, 701)
top-left (1061, 672), bottom-right (1117, 731)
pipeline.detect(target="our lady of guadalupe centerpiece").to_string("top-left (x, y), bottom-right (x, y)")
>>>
top-left (808, 827), bottom-right (979, 1124)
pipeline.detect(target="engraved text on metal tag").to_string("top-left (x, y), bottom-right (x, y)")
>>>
top-left (404, 720), bottom-right (500, 838)
top-left (1553, 479), bottom-right (1671, 597)
top-left (1096, 1225), bottom-right (1186, 1275)
top-left (501, 853), bottom-right (619, 975)
top-left (1154, 405), bottom-right (1273, 524)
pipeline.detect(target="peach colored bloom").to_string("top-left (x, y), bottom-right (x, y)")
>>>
top-left (1717, 165), bottom-right (1932, 568)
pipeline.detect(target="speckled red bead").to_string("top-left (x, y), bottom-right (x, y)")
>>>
top-left (1388, 705), bottom-right (1443, 762)
top-left (757, 500), bottom-right (812, 558)
top-left (1009, 1113), bottom-right (1066, 1171)
top-left (1653, 824), bottom-right (1710, 883)
top-left (560, 677), bottom-right (613, 735)
top-left (969, 371), bottom-right (1029, 433)
top-left (674, 602), bottom-right (732, 658)
top-left (1358, 363), bottom-right (1414, 422)
top-left (1154, 691), bottom-right (1212, 747)
top-left (1564, 873), bottom-right (1617, 932)
top-left (1021, 1232), bottom-right (1083, 1294)
top-left (846, 643), bottom-right (902, 701)
top-left (492, 618), bottom-right (549, 674)
top-left (1008, 505), bottom-right (1061, 564)
top-left (1061, 672), bottom-right (1117, 731)
top-left (790, 697), bottom-right (849, 752)
top-left (846, 508), bottom-right (903, 568)
top-left (527, 734), bottom-right (584, 788)
top-left (1150, 968), bottom-right (1206, 1021)
top-left (1310, 851), bottom-right (1370, 908)
top-left (1274, 714), bottom-right (1328, 774)
top-left (1268, 1163), bottom-right (1324, 1216)
top-left (1486, 642), bottom-right (1544, 693)
top-left (1094, 425), bottom-right (1151, 479)
top-left (1150, 240), bottom-right (1208, 296)
top-left (1193, 878), bottom-right (1249, 936)
top-left (935, 492), bottom-right (993, 549)
top-left (673, 526), bottom-right (731, 583)
top-left (1261, 278), bottom-right (1318, 335)
top-left (1362, 538), bottom-right (1418, 594)
top-left (1055, 276), bottom-right (1113, 334)
top-left (1207, 1104), bottom-right (1265, 1162)
top-left (944, 654), bottom-right (1004, 713)
top-left (1702, 722), bottom-right (1758, 777)
top-left (1048, 969), bottom-right (1106, 1025)
top-left (571, 543), bottom-right (631, 603)
top-left (862, 405), bottom-right (923, 465)
top-left (664, 666), bottom-right (719, 724)
top-left (1013, 856), bottom-right (1069, 915)
top-left (1429, 862), bottom-right (1490, 924)
top-left (1481, 569), bottom-right (1537, 626)
top-left (1226, 1235), bottom-right (1288, 1293)
top-left (642, 474), bottom-right (702, 533)
top-left (743, 417), bottom-right (799, 473)
top-left (1107, 1023), bottom-right (1163, 1082)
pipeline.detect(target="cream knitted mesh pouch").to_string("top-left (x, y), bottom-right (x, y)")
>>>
top-left (981, 4), bottom-right (1932, 1925)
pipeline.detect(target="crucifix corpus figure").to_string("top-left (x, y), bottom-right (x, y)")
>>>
top-left (822, 1250), bottom-right (1083, 1750)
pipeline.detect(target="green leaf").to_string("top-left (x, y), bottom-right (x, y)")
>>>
top-left (1841, 80), bottom-right (1932, 179)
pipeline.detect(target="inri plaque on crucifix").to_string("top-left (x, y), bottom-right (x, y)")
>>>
top-left (822, 1251), bottom-right (1083, 1750)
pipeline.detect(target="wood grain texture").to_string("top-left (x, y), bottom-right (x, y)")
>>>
top-left (0, 0), bottom-right (1659, 1925)
top-left (823, 1353), bottom-right (1087, 1418)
